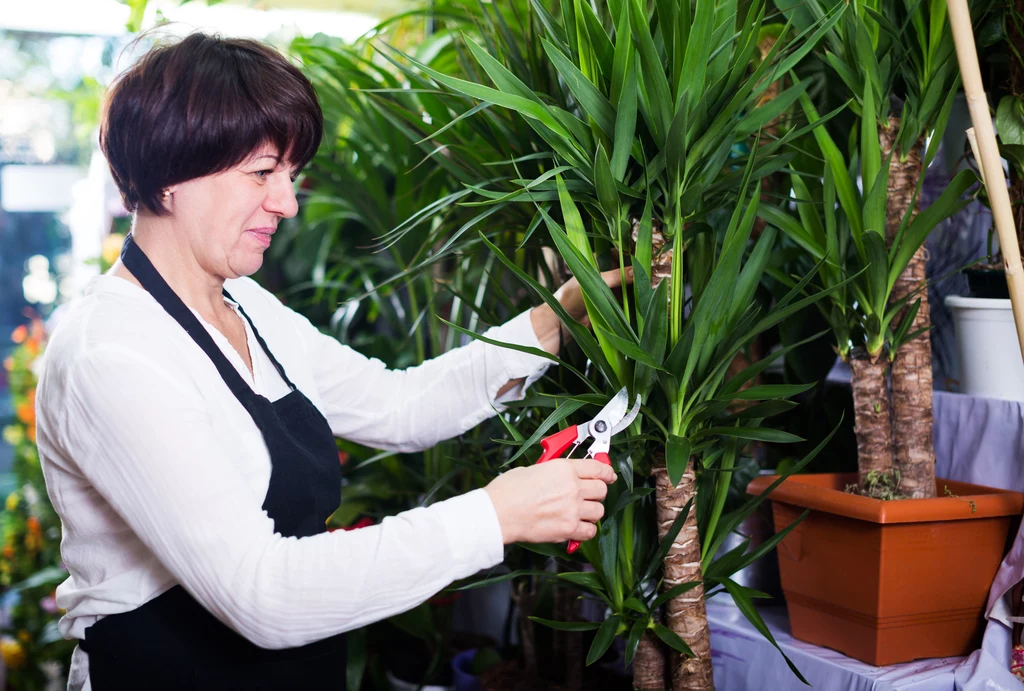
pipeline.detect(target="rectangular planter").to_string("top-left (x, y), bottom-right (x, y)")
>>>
top-left (747, 472), bottom-right (1024, 666)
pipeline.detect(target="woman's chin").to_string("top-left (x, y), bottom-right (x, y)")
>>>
top-left (228, 255), bottom-right (264, 279)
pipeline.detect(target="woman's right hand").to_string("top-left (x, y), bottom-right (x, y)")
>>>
top-left (484, 458), bottom-right (617, 545)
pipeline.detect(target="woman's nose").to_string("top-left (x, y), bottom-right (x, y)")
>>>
top-left (265, 174), bottom-right (298, 219)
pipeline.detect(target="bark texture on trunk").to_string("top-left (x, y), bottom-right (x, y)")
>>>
top-left (633, 630), bottom-right (670, 690)
top-left (632, 219), bottom-right (672, 290)
top-left (512, 580), bottom-right (539, 676)
top-left (652, 457), bottom-right (714, 691)
top-left (552, 578), bottom-right (583, 690)
top-left (879, 119), bottom-right (935, 498)
top-left (850, 350), bottom-right (893, 488)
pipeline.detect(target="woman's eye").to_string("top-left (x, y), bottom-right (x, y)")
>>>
top-left (254, 170), bottom-right (272, 179)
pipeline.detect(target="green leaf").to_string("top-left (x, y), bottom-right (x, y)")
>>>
top-left (624, 619), bottom-right (647, 666)
top-left (723, 399), bottom-right (799, 420)
top-left (863, 230), bottom-right (890, 313)
top-left (506, 398), bottom-right (588, 465)
top-left (888, 169), bottom-right (977, 292)
top-left (700, 427), bottom-right (805, 443)
top-left (518, 541), bottom-right (586, 562)
top-left (452, 569), bottom-right (553, 590)
top-left (609, 486), bottom-right (655, 518)
top-left (556, 174), bottom-right (594, 263)
top-left (679, 0), bottom-right (714, 101)
top-left (542, 39), bottom-right (617, 137)
top-left (758, 204), bottom-right (825, 259)
top-left (587, 615), bottom-right (622, 665)
top-left (346, 627), bottom-right (369, 691)
top-left (652, 623), bottom-right (694, 656)
top-left (651, 580), bottom-right (701, 610)
top-left (544, 211), bottom-right (634, 340)
top-left (610, 0), bottom-right (634, 104)
top-left (638, 497), bottom-right (693, 587)
top-left (798, 88), bottom-right (862, 239)
top-left (736, 81), bottom-right (808, 135)
top-left (594, 145), bottom-right (621, 227)
top-left (722, 579), bottom-right (808, 684)
top-left (666, 434), bottom-right (691, 487)
top-left (530, 617), bottom-right (604, 632)
top-left (630, 0), bottom-right (673, 142)
top-left (478, 232), bottom-right (617, 387)
top-left (861, 78), bottom-right (880, 194)
top-left (559, 571), bottom-right (607, 591)
top-left (716, 383), bottom-right (815, 401)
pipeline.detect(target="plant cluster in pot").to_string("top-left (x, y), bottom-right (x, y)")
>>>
top-left (749, 0), bottom-right (1024, 666)
top-left (396, 1), bottom-right (856, 689)
top-left (945, 0), bottom-right (1024, 402)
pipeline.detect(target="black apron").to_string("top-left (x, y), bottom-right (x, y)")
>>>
top-left (78, 234), bottom-right (347, 690)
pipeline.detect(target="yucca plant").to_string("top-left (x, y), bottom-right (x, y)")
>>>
top-left (777, 0), bottom-right (962, 497)
top-left (380, 2), bottom-right (855, 689)
top-left (761, 91), bottom-right (976, 491)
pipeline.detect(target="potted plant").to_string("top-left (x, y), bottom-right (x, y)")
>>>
top-left (749, 0), bottom-right (1024, 665)
top-left (946, 0), bottom-right (1024, 401)
top-left (384, 1), bottom-right (857, 689)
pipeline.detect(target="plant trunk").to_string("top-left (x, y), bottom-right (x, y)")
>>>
top-left (552, 575), bottom-right (583, 690)
top-left (849, 349), bottom-right (893, 487)
top-left (652, 455), bottom-right (714, 691)
top-left (879, 119), bottom-right (935, 498)
top-left (512, 579), bottom-right (539, 676)
top-left (633, 630), bottom-right (670, 690)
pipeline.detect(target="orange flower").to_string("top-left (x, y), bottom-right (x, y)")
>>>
top-left (10, 325), bottom-right (27, 344)
top-left (23, 340), bottom-right (40, 357)
top-left (15, 402), bottom-right (34, 426)
top-left (26, 425), bottom-right (35, 444)
top-left (26, 517), bottom-right (41, 536)
top-left (3, 545), bottom-right (14, 560)
top-left (2, 357), bottom-right (12, 372)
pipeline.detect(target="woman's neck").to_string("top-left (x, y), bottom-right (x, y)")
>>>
top-left (110, 216), bottom-right (230, 323)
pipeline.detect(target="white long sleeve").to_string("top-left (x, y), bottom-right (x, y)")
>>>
top-left (35, 274), bottom-right (552, 690)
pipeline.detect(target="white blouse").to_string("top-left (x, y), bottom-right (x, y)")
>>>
top-left (35, 273), bottom-right (551, 690)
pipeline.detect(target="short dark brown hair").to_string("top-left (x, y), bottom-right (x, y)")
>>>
top-left (100, 32), bottom-right (323, 215)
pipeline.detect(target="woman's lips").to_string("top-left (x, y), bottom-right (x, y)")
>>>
top-left (246, 229), bottom-right (274, 249)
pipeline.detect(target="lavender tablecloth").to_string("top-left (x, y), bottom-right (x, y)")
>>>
top-left (710, 390), bottom-right (1024, 691)
top-left (709, 599), bottom-right (963, 691)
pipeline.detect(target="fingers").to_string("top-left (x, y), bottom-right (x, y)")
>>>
top-left (571, 457), bottom-right (617, 483)
top-left (580, 478), bottom-right (609, 501)
top-left (578, 499), bottom-right (605, 523)
top-left (599, 266), bottom-right (634, 289)
top-left (571, 521), bottom-right (599, 543)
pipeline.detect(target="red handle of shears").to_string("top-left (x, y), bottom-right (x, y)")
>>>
top-left (566, 451), bottom-right (611, 554)
top-left (535, 428), bottom-right (612, 554)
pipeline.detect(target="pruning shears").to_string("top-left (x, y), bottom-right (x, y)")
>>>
top-left (534, 386), bottom-right (641, 553)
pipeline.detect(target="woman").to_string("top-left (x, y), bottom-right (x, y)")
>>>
top-left (35, 33), bottom-right (625, 691)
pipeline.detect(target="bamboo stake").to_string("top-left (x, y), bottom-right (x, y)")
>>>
top-left (947, 0), bottom-right (1024, 364)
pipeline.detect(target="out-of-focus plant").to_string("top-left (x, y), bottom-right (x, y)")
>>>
top-left (1, 318), bottom-right (74, 691)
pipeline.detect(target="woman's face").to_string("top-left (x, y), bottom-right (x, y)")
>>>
top-left (165, 143), bottom-right (299, 279)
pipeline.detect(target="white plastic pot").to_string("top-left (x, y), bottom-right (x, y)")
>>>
top-left (946, 295), bottom-right (1024, 400)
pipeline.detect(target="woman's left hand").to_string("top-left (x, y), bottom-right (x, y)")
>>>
top-left (555, 266), bottom-right (633, 329)
top-left (530, 266), bottom-right (634, 355)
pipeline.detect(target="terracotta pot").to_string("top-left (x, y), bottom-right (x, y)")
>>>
top-left (747, 472), bottom-right (1024, 666)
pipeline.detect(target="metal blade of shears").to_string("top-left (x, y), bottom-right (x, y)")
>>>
top-left (611, 395), bottom-right (641, 435)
